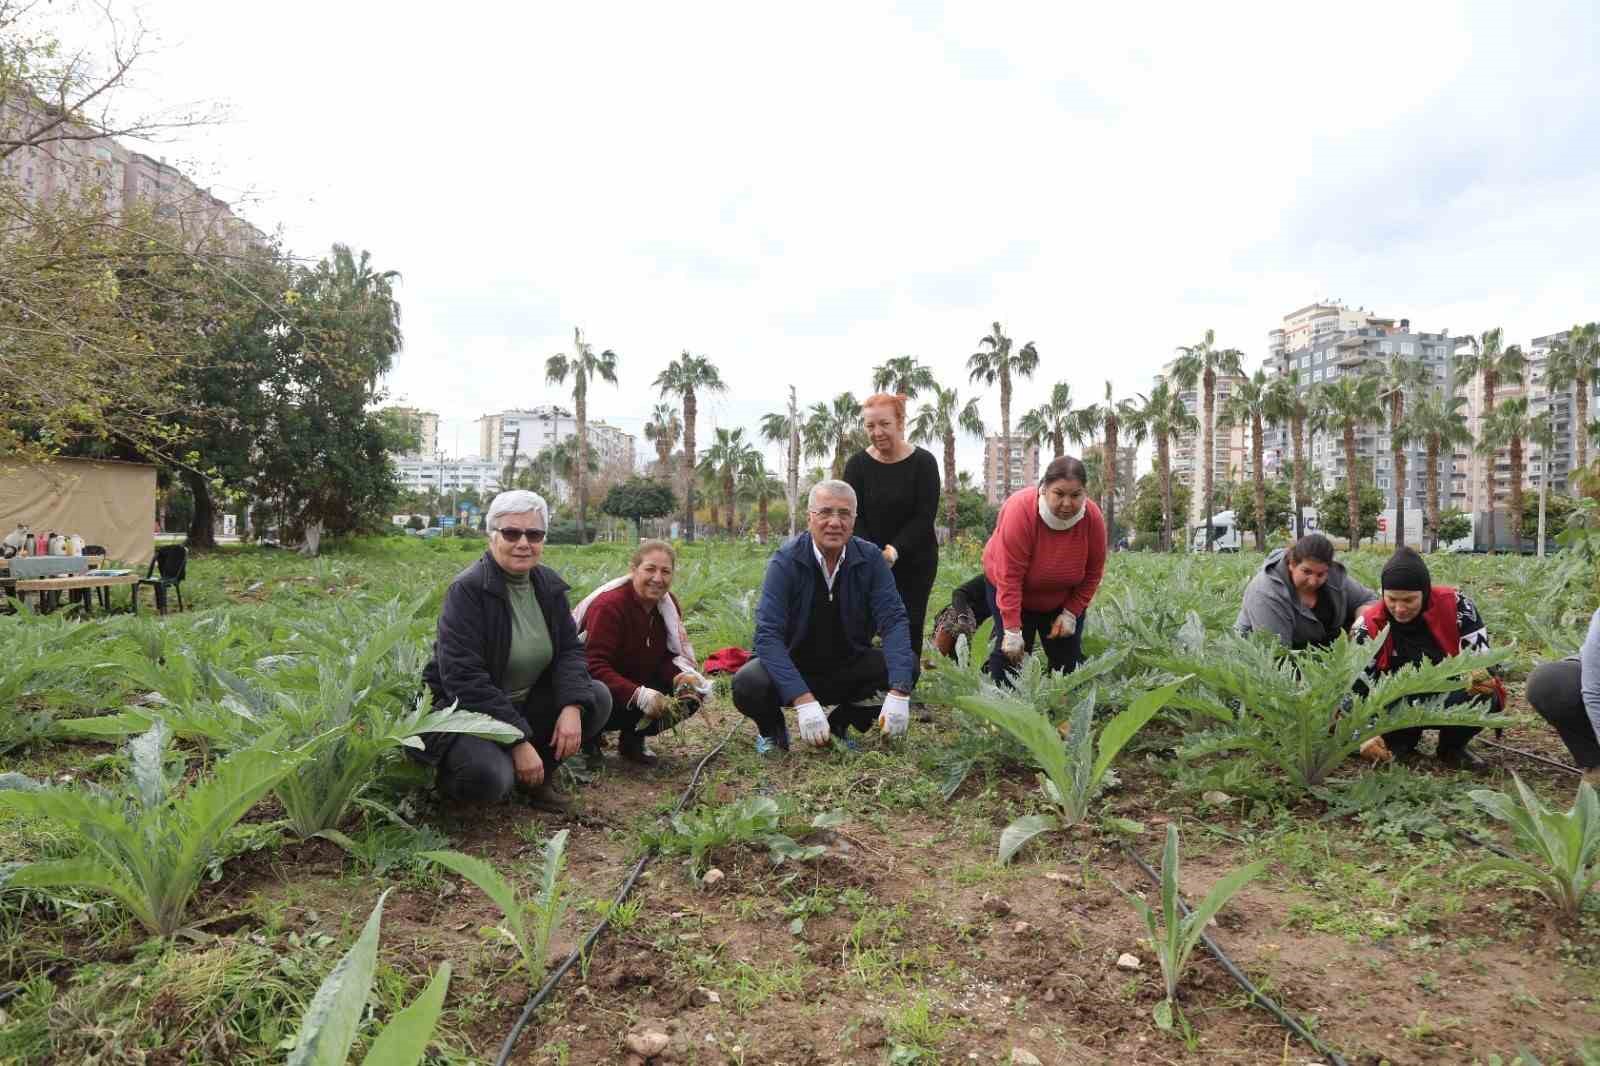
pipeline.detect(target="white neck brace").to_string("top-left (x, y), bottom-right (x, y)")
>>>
top-left (1038, 492), bottom-right (1086, 532)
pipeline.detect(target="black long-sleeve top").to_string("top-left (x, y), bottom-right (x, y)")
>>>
top-left (843, 446), bottom-right (942, 575)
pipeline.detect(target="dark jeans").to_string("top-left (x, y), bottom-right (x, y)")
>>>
top-left (604, 690), bottom-right (703, 738)
top-left (894, 562), bottom-right (937, 685)
top-left (1527, 658), bottom-right (1600, 769)
top-left (436, 678), bottom-right (612, 804)
top-left (983, 580), bottom-right (1085, 685)
top-left (1382, 686), bottom-right (1503, 756)
top-left (731, 650), bottom-right (889, 740)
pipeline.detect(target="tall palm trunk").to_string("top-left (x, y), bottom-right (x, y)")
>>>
top-left (1390, 392), bottom-right (1406, 547)
top-left (1508, 435), bottom-right (1524, 543)
top-left (1000, 371), bottom-right (1014, 499)
top-left (1344, 425), bottom-right (1360, 549)
top-left (575, 380), bottom-right (588, 539)
top-left (723, 471), bottom-right (735, 535)
top-left (1483, 371), bottom-right (1497, 550)
top-left (788, 433), bottom-right (800, 533)
top-left (1103, 419), bottom-right (1119, 550)
top-left (1051, 431), bottom-right (1064, 459)
top-left (1291, 411), bottom-right (1307, 537)
top-left (1158, 435), bottom-right (1173, 552)
top-left (682, 391), bottom-right (698, 541)
top-left (1202, 366), bottom-right (1216, 548)
top-left (943, 433), bottom-right (958, 539)
top-left (1577, 373), bottom-right (1591, 476)
top-left (1426, 436), bottom-right (1441, 552)
top-left (655, 440), bottom-right (672, 481)
top-left (1250, 412), bottom-right (1266, 550)
top-left (184, 469), bottom-right (217, 549)
top-left (758, 498), bottom-right (770, 544)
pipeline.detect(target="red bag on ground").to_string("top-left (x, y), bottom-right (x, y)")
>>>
top-left (702, 647), bottom-right (751, 676)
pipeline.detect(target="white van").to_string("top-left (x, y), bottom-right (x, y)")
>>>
top-left (1192, 510), bottom-right (1243, 552)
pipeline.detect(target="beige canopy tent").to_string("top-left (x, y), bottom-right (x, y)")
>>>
top-left (0, 457), bottom-right (157, 566)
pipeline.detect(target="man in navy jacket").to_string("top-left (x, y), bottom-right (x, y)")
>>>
top-left (732, 480), bottom-right (916, 752)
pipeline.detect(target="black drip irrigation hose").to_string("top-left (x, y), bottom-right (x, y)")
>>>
top-left (1478, 737), bottom-right (1582, 776)
top-left (1121, 845), bottom-right (1350, 1066)
top-left (494, 718), bottom-right (746, 1066)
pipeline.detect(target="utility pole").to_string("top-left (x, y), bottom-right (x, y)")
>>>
top-left (788, 385), bottom-right (800, 537)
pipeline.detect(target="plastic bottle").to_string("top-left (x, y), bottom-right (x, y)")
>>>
top-left (50, 533), bottom-right (66, 556)
top-left (22, 533), bottom-right (34, 557)
top-left (69, 534), bottom-right (84, 556)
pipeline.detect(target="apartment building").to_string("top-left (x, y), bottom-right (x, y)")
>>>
top-left (982, 435), bottom-right (1041, 505)
top-left (394, 456), bottom-right (502, 496)
top-left (383, 407), bottom-right (440, 458)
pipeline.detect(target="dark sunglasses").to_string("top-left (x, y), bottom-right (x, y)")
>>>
top-left (496, 527), bottom-right (547, 543)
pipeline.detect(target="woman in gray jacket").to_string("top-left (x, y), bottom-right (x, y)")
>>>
top-left (1525, 609), bottom-right (1600, 789)
top-left (1235, 533), bottom-right (1376, 650)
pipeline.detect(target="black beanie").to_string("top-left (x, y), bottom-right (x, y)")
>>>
top-left (1381, 547), bottom-right (1432, 604)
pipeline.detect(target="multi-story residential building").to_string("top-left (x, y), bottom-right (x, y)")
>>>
top-left (395, 456), bottom-right (502, 497)
top-left (1153, 360), bottom-right (1249, 527)
top-left (587, 421), bottom-right (637, 472)
top-left (1262, 305), bottom-right (1462, 518)
top-left (982, 435), bottom-right (1040, 505)
top-left (478, 406), bottom-right (579, 465)
top-left (383, 407), bottom-right (439, 458)
top-left (1522, 329), bottom-right (1597, 497)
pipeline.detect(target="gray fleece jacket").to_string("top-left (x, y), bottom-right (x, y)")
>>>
top-left (1234, 548), bottom-right (1376, 650)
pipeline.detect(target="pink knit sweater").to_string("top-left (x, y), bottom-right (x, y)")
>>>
top-left (981, 487), bottom-right (1107, 631)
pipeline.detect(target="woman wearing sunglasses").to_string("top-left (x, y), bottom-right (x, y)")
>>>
top-left (415, 490), bottom-right (612, 813)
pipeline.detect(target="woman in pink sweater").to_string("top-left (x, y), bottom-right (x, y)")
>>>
top-left (981, 456), bottom-right (1107, 683)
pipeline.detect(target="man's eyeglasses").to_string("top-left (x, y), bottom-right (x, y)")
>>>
top-left (496, 527), bottom-right (547, 543)
top-left (808, 508), bottom-right (854, 522)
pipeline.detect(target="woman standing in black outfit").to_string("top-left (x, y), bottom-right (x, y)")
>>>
top-left (844, 393), bottom-right (943, 682)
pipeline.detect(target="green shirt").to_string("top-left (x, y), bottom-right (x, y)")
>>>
top-left (501, 569), bottom-right (554, 705)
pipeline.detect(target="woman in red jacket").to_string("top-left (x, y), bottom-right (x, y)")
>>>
top-left (981, 456), bottom-right (1107, 683)
top-left (576, 540), bottom-right (710, 766)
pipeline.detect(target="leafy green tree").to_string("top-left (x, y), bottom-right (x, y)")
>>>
top-left (804, 392), bottom-right (865, 479)
top-left (1407, 385), bottom-right (1474, 551)
top-left (1546, 323), bottom-right (1600, 476)
top-left (697, 427), bottom-right (758, 535)
top-left (1136, 382), bottom-right (1197, 551)
top-left (909, 386), bottom-right (985, 538)
top-left (1455, 328), bottom-right (1526, 550)
top-left (1018, 382), bottom-right (1079, 460)
top-left (643, 403), bottom-right (681, 483)
top-left (1219, 368), bottom-right (1272, 549)
top-left (1265, 369), bottom-right (1314, 538)
top-left (954, 487), bottom-right (999, 539)
top-left (738, 453), bottom-right (785, 543)
top-left (1312, 374), bottom-right (1384, 550)
top-left (968, 322), bottom-right (1039, 499)
top-left (545, 327), bottom-right (618, 541)
top-left (870, 355), bottom-right (936, 398)
top-left (1131, 472), bottom-right (1191, 546)
top-left (1431, 507), bottom-right (1472, 545)
top-left (1077, 382), bottom-right (1145, 550)
top-left (1172, 329), bottom-right (1244, 550)
top-left (654, 352), bottom-right (725, 542)
top-left (1227, 478), bottom-right (1291, 541)
top-left (1317, 476), bottom-right (1384, 545)
top-left (601, 478), bottom-right (676, 539)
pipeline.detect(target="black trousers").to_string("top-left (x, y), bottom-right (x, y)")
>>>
top-left (731, 650), bottom-right (888, 740)
top-left (893, 561), bottom-right (937, 684)
top-left (1527, 658), bottom-right (1600, 769)
top-left (436, 678), bottom-right (612, 804)
top-left (983, 580), bottom-right (1085, 685)
top-left (1382, 686), bottom-right (1502, 755)
top-left (604, 690), bottom-right (703, 738)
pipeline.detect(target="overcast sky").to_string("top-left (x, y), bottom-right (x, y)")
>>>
top-left (79, 1), bottom-right (1600, 471)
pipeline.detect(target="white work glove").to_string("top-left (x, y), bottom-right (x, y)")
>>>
top-left (1049, 610), bottom-right (1077, 640)
top-left (1002, 629), bottom-right (1026, 662)
top-left (796, 700), bottom-right (831, 747)
top-left (882, 544), bottom-right (898, 567)
top-left (634, 686), bottom-right (665, 718)
top-left (878, 691), bottom-right (910, 737)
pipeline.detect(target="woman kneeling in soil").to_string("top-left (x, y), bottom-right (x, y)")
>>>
top-left (415, 490), bottom-right (611, 812)
top-left (1351, 547), bottom-right (1504, 772)
top-left (1235, 532), bottom-right (1375, 650)
top-left (575, 539), bottom-right (711, 766)
top-left (981, 456), bottom-right (1106, 683)
top-left (1525, 609), bottom-right (1600, 789)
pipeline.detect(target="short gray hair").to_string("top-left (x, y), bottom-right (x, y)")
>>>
top-left (486, 490), bottom-right (549, 531)
top-left (807, 480), bottom-right (857, 512)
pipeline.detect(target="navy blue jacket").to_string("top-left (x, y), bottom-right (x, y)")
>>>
top-left (415, 553), bottom-right (596, 765)
top-left (752, 533), bottom-right (915, 704)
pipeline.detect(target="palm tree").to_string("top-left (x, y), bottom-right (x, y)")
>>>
top-left (697, 427), bottom-right (755, 537)
top-left (1369, 352), bottom-right (1432, 548)
top-left (871, 356), bottom-right (937, 398)
top-left (1137, 381), bottom-right (1197, 552)
top-left (1076, 382), bottom-right (1145, 549)
top-left (1017, 382), bottom-right (1078, 460)
top-left (544, 327), bottom-right (618, 541)
top-left (1265, 369), bottom-right (1314, 538)
top-left (804, 392), bottom-right (865, 479)
top-left (760, 403), bottom-right (803, 535)
top-left (643, 403), bottom-right (681, 483)
top-left (1171, 329), bottom-right (1245, 551)
top-left (1406, 386), bottom-right (1473, 552)
top-left (738, 452), bottom-right (785, 544)
top-left (968, 322), bottom-right (1039, 499)
top-left (654, 351), bottom-right (726, 542)
top-left (1454, 329), bottom-right (1525, 550)
top-left (909, 386), bottom-right (985, 539)
top-left (524, 437), bottom-right (597, 496)
top-left (1313, 375), bottom-right (1384, 550)
top-left (1219, 368), bottom-right (1272, 550)
top-left (1480, 396), bottom-right (1536, 547)
top-left (955, 470), bottom-right (978, 493)
top-left (1545, 322), bottom-right (1600, 477)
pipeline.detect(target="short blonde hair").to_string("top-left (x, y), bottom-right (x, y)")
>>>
top-left (630, 539), bottom-right (676, 569)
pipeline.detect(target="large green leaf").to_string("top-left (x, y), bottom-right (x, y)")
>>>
top-left (288, 889), bottom-right (389, 1066)
top-left (1091, 678), bottom-right (1186, 787)
top-left (359, 962), bottom-right (451, 1066)
top-left (998, 813), bottom-right (1060, 865)
top-left (420, 849), bottom-right (527, 948)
